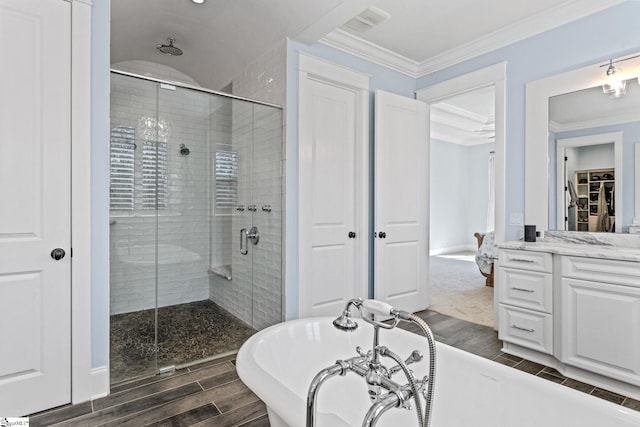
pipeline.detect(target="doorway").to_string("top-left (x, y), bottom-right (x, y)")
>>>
top-left (417, 63), bottom-right (506, 328)
top-left (427, 86), bottom-right (496, 327)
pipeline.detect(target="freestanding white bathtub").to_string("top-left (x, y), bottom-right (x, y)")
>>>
top-left (237, 317), bottom-right (640, 427)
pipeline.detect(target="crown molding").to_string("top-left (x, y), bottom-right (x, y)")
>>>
top-left (320, 0), bottom-right (624, 78)
top-left (433, 103), bottom-right (493, 126)
top-left (431, 104), bottom-right (495, 145)
top-left (418, 0), bottom-right (624, 76)
top-left (319, 29), bottom-right (419, 77)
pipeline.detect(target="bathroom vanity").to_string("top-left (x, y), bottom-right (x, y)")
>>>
top-left (497, 232), bottom-right (640, 400)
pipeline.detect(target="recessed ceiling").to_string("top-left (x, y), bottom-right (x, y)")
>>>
top-left (110, 0), bottom-right (623, 91)
top-left (431, 86), bottom-right (496, 145)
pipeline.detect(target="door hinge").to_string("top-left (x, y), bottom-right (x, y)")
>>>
top-left (70, 248), bottom-right (73, 258)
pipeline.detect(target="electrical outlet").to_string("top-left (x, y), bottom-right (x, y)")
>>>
top-left (509, 213), bottom-right (523, 226)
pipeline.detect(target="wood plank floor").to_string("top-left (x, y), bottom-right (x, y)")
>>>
top-left (29, 309), bottom-right (640, 426)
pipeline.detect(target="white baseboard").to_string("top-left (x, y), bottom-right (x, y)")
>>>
top-left (91, 366), bottom-right (109, 399)
top-left (429, 244), bottom-right (476, 256)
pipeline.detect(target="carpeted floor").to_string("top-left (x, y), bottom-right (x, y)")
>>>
top-left (110, 300), bottom-right (256, 385)
top-left (428, 251), bottom-right (494, 327)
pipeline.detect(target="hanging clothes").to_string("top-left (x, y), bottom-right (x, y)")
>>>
top-left (596, 184), bottom-right (610, 232)
top-left (567, 179), bottom-right (578, 208)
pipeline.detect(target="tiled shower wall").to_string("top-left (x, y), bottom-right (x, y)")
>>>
top-left (208, 41), bottom-right (285, 329)
top-left (109, 70), bottom-right (211, 315)
top-left (208, 102), bottom-right (283, 330)
top-left (230, 40), bottom-right (286, 106)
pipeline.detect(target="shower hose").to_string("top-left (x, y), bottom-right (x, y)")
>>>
top-left (385, 312), bottom-right (436, 427)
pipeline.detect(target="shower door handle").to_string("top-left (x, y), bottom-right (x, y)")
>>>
top-left (240, 228), bottom-right (248, 255)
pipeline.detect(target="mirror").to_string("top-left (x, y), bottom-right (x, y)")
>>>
top-left (525, 54), bottom-right (640, 233)
top-left (547, 81), bottom-right (638, 231)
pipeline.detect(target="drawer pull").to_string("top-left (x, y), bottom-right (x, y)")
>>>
top-left (512, 324), bottom-right (535, 333)
top-left (511, 258), bottom-right (535, 263)
top-left (511, 287), bottom-right (535, 293)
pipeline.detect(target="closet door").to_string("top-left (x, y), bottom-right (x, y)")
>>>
top-left (374, 90), bottom-right (429, 313)
top-left (298, 55), bottom-right (369, 317)
top-left (0, 0), bottom-right (72, 415)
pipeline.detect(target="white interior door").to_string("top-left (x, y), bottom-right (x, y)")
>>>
top-left (0, 0), bottom-right (71, 415)
top-left (298, 55), bottom-right (369, 317)
top-left (374, 90), bottom-right (429, 313)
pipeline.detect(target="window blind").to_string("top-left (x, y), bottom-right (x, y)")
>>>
top-left (142, 141), bottom-right (168, 209)
top-left (109, 126), bottom-right (135, 210)
top-left (215, 149), bottom-right (238, 208)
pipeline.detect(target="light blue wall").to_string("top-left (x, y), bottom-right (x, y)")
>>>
top-left (549, 121), bottom-right (640, 231)
top-left (91, 0), bottom-right (110, 368)
top-left (285, 41), bottom-right (417, 319)
top-left (430, 140), bottom-right (469, 250)
top-left (416, 1), bottom-right (640, 241)
top-left (430, 140), bottom-right (494, 251)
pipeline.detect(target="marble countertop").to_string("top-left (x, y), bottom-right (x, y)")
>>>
top-left (498, 241), bottom-right (640, 262)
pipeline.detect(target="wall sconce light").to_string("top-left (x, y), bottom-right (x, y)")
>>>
top-left (601, 59), bottom-right (627, 99)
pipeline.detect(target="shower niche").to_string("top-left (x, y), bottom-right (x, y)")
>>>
top-left (109, 71), bottom-right (283, 385)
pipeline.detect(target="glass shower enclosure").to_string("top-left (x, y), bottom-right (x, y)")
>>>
top-left (109, 71), bottom-right (283, 385)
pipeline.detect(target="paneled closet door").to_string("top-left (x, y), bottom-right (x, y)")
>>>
top-left (0, 0), bottom-right (72, 415)
top-left (374, 90), bottom-right (429, 314)
top-left (297, 54), bottom-right (369, 317)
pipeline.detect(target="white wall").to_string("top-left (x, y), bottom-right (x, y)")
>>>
top-left (430, 140), bottom-right (494, 252)
top-left (576, 143), bottom-right (614, 170)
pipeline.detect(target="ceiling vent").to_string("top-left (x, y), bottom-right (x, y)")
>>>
top-left (343, 6), bottom-right (390, 33)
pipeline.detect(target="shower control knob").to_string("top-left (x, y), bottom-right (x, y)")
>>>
top-left (348, 231), bottom-right (356, 238)
top-left (378, 232), bottom-right (387, 239)
top-left (236, 205), bottom-right (245, 211)
top-left (51, 248), bottom-right (66, 260)
top-left (247, 205), bottom-right (257, 212)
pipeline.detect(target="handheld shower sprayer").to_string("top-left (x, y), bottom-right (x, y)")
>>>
top-left (332, 298), bottom-right (412, 332)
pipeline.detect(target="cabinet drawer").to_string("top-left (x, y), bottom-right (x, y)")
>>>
top-left (562, 256), bottom-right (640, 288)
top-left (498, 305), bottom-right (553, 354)
top-left (499, 249), bottom-right (552, 273)
top-left (498, 268), bottom-right (552, 313)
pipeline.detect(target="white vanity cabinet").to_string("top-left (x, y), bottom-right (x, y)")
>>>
top-left (497, 249), bottom-right (553, 354)
top-left (560, 256), bottom-right (640, 386)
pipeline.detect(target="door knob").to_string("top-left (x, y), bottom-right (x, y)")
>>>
top-left (378, 231), bottom-right (387, 239)
top-left (348, 231), bottom-right (356, 238)
top-left (51, 248), bottom-right (66, 260)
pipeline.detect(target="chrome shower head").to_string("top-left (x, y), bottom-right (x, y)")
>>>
top-left (333, 299), bottom-right (363, 331)
top-left (156, 38), bottom-right (183, 56)
top-left (333, 310), bottom-right (358, 331)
